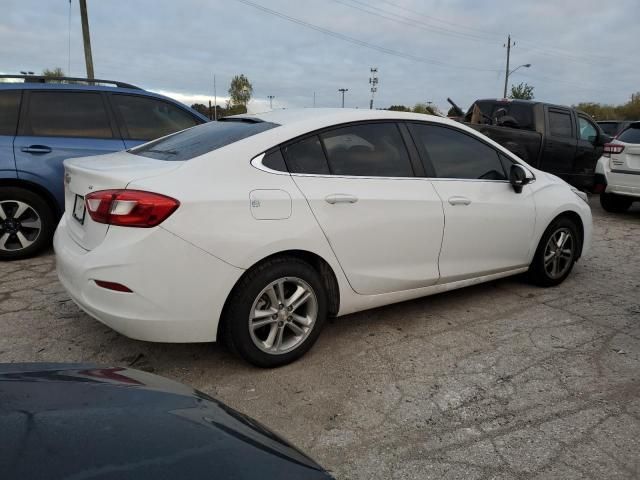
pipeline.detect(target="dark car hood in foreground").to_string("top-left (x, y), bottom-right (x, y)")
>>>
top-left (0, 363), bottom-right (333, 479)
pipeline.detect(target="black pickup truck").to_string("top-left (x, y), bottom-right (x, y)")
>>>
top-left (448, 98), bottom-right (610, 190)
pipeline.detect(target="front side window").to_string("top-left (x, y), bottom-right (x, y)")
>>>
top-left (131, 119), bottom-right (279, 161)
top-left (113, 94), bottom-right (198, 141)
top-left (319, 123), bottom-right (414, 177)
top-left (578, 117), bottom-right (598, 142)
top-left (25, 91), bottom-right (113, 138)
top-left (410, 124), bottom-right (507, 180)
top-left (548, 110), bottom-right (573, 138)
top-left (0, 90), bottom-right (21, 136)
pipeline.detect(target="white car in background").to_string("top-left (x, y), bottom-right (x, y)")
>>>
top-left (595, 122), bottom-right (640, 212)
top-left (54, 109), bottom-right (592, 367)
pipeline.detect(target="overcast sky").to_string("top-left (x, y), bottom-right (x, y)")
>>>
top-left (2, 0), bottom-right (638, 113)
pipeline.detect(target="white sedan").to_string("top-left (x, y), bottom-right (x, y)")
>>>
top-left (54, 109), bottom-right (592, 367)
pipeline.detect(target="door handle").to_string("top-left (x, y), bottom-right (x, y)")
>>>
top-left (21, 145), bottom-right (52, 154)
top-left (325, 194), bottom-right (358, 205)
top-left (448, 196), bottom-right (471, 206)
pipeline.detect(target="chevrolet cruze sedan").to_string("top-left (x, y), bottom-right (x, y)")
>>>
top-left (54, 109), bottom-right (592, 367)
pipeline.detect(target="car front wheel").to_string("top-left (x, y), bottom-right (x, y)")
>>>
top-left (223, 257), bottom-right (328, 367)
top-left (527, 217), bottom-right (580, 287)
top-left (0, 188), bottom-right (55, 260)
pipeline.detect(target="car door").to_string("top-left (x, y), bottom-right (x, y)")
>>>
top-left (109, 94), bottom-right (200, 149)
top-left (408, 122), bottom-right (536, 283)
top-left (576, 115), bottom-right (604, 173)
top-left (0, 90), bottom-right (21, 178)
top-left (13, 90), bottom-right (125, 208)
top-left (540, 107), bottom-right (577, 178)
top-left (287, 122), bottom-right (444, 295)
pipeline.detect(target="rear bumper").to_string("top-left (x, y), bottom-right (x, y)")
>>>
top-left (54, 217), bottom-right (244, 343)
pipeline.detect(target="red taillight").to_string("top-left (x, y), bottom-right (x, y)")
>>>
top-left (603, 143), bottom-right (624, 157)
top-left (94, 280), bottom-right (133, 293)
top-left (85, 190), bottom-right (179, 227)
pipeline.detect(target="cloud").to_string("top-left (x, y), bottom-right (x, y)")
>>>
top-left (1, 0), bottom-right (637, 113)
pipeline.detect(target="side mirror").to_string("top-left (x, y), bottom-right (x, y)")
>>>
top-left (510, 164), bottom-right (533, 193)
top-left (595, 133), bottom-right (612, 147)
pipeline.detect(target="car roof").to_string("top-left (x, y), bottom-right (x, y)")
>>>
top-left (232, 107), bottom-right (450, 127)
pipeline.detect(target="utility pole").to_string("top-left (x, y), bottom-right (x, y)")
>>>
top-left (503, 34), bottom-right (514, 98)
top-left (369, 67), bottom-right (378, 110)
top-left (338, 88), bottom-right (348, 108)
top-left (313, 91), bottom-right (316, 107)
top-left (213, 74), bottom-right (217, 120)
top-left (79, 0), bottom-right (94, 79)
top-left (267, 95), bottom-right (275, 109)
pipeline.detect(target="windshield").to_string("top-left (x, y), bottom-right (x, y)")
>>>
top-left (130, 119), bottom-right (279, 161)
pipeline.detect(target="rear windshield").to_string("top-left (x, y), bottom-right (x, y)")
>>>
top-left (617, 125), bottom-right (640, 144)
top-left (130, 119), bottom-right (279, 161)
top-left (598, 122), bottom-right (619, 136)
top-left (464, 101), bottom-right (535, 130)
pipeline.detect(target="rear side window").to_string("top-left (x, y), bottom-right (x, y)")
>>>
top-left (617, 126), bottom-right (640, 144)
top-left (262, 149), bottom-right (287, 171)
top-left (548, 110), bottom-right (573, 137)
top-left (112, 94), bottom-right (198, 141)
top-left (320, 123), bottom-right (414, 177)
top-left (131, 120), bottom-right (279, 161)
top-left (24, 91), bottom-right (113, 138)
top-left (283, 135), bottom-right (330, 175)
top-left (410, 123), bottom-right (507, 180)
top-left (0, 90), bottom-right (21, 136)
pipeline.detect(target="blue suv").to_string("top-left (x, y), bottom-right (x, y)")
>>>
top-left (0, 75), bottom-right (208, 259)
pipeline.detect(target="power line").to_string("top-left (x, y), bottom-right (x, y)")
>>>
top-left (232, 0), bottom-right (501, 73)
top-left (370, 0), bottom-right (610, 65)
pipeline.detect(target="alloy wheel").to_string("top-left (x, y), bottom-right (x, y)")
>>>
top-left (0, 200), bottom-right (42, 252)
top-left (248, 277), bottom-right (318, 355)
top-left (543, 227), bottom-right (574, 279)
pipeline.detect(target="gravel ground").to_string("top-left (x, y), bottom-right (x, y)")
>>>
top-left (1, 198), bottom-right (639, 479)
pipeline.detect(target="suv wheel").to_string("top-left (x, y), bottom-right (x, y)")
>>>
top-left (223, 256), bottom-right (328, 367)
top-left (0, 188), bottom-right (55, 260)
top-left (600, 192), bottom-right (633, 213)
top-left (527, 217), bottom-right (580, 287)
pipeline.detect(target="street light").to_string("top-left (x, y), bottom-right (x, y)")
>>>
top-left (338, 88), bottom-right (349, 108)
top-left (267, 95), bottom-right (275, 109)
top-left (503, 64), bottom-right (531, 98)
top-left (20, 71), bottom-right (34, 75)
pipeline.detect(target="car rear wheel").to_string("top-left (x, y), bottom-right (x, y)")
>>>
top-left (600, 192), bottom-right (633, 213)
top-left (0, 188), bottom-right (55, 260)
top-left (223, 256), bottom-right (328, 367)
top-left (527, 217), bottom-right (580, 287)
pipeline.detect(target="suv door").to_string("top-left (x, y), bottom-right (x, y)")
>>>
top-left (408, 122), bottom-right (536, 282)
top-left (287, 122), bottom-right (444, 295)
top-left (109, 94), bottom-right (200, 148)
top-left (575, 115), bottom-right (603, 179)
top-left (13, 90), bottom-right (125, 209)
top-left (0, 90), bottom-right (21, 178)
top-left (540, 107), bottom-right (577, 179)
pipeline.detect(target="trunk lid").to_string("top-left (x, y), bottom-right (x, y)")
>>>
top-left (611, 142), bottom-right (640, 174)
top-left (63, 151), bottom-right (183, 250)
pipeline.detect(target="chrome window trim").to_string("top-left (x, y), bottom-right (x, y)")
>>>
top-left (250, 152), bottom-right (290, 176)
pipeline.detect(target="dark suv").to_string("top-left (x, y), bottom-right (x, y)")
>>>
top-left (0, 75), bottom-right (208, 259)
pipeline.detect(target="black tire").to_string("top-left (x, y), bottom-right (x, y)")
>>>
top-left (527, 216), bottom-right (581, 287)
top-left (0, 187), bottom-right (56, 260)
top-left (223, 256), bottom-right (328, 368)
top-left (600, 192), bottom-right (632, 213)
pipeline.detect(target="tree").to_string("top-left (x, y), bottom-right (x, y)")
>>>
top-left (509, 82), bottom-right (535, 100)
top-left (412, 102), bottom-right (438, 115)
top-left (190, 103), bottom-right (210, 118)
top-left (574, 92), bottom-right (640, 120)
top-left (228, 74), bottom-right (253, 108)
top-left (42, 67), bottom-right (65, 78)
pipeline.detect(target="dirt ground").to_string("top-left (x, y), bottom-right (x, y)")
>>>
top-left (1, 198), bottom-right (639, 479)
